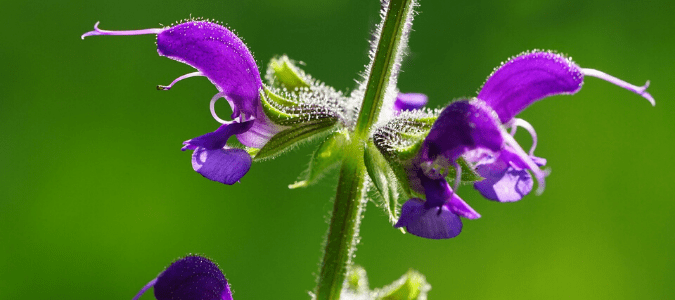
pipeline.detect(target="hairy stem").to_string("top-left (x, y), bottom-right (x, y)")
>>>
top-left (314, 1), bottom-right (415, 299)
top-left (355, 0), bottom-right (414, 137)
top-left (314, 144), bottom-right (367, 300)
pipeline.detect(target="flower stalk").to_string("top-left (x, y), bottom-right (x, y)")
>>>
top-left (314, 0), bottom-right (416, 299)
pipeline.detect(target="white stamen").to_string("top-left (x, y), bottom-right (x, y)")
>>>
top-left (581, 68), bottom-right (655, 106)
top-left (131, 278), bottom-right (157, 300)
top-left (453, 163), bottom-right (462, 193)
top-left (157, 72), bottom-right (204, 90)
top-left (511, 118), bottom-right (538, 156)
top-left (501, 128), bottom-right (547, 195)
top-left (210, 92), bottom-right (233, 125)
top-left (81, 22), bottom-right (163, 40)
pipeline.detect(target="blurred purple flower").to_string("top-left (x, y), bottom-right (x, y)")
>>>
top-left (82, 20), bottom-right (282, 184)
top-left (394, 93), bottom-right (428, 114)
top-left (397, 51), bottom-right (654, 239)
top-left (132, 255), bottom-right (233, 300)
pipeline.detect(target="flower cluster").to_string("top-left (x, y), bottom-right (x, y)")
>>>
top-left (82, 8), bottom-right (655, 299)
top-left (391, 51), bottom-right (654, 239)
top-left (82, 21), bottom-right (654, 242)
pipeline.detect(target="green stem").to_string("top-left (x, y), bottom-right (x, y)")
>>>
top-left (314, 144), bottom-right (367, 300)
top-left (354, 0), bottom-right (414, 137)
top-left (314, 1), bottom-right (414, 299)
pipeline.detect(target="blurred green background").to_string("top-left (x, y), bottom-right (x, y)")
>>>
top-left (1, 0), bottom-right (673, 299)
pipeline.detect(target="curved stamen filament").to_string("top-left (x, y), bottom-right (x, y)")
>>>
top-left (157, 72), bottom-right (204, 90)
top-left (501, 129), bottom-right (547, 195)
top-left (510, 118), bottom-right (538, 156)
top-left (81, 22), bottom-right (163, 40)
top-left (581, 68), bottom-right (655, 106)
top-left (210, 92), bottom-right (235, 125)
top-left (131, 278), bottom-right (157, 300)
top-left (452, 163), bottom-right (462, 193)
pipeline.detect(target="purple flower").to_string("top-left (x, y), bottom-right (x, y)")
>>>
top-left (82, 21), bottom-right (282, 184)
top-left (132, 255), bottom-right (233, 300)
top-left (396, 51), bottom-right (654, 239)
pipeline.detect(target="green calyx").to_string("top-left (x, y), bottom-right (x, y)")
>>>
top-left (267, 55), bottom-right (311, 92)
top-left (253, 117), bottom-right (337, 161)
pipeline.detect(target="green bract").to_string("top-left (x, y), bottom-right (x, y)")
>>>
top-left (364, 141), bottom-right (403, 223)
top-left (340, 265), bottom-right (431, 300)
top-left (290, 131), bottom-right (349, 189)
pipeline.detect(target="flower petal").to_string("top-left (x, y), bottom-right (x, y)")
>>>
top-left (192, 148), bottom-right (252, 185)
top-left (473, 147), bottom-right (546, 202)
top-left (183, 121), bottom-right (254, 151)
top-left (158, 21), bottom-right (262, 120)
top-left (394, 93), bottom-right (428, 112)
top-left (154, 255), bottom-right (232, 300)
top-left (478, 51), bottom-right (583, 123)
top-left (420, 100), bottom-right (503, 165)
top-left (418, 176), bottom-right (480, 219)
top-left (236, 107), bottom-right (283, 148)
top-left (395, 199), bottom-right (463, 239)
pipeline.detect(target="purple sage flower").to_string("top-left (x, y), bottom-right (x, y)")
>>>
top-left (132, 255), bottom-right (233, 300)
top-left (396, 51), bottom-right (654, 239)
top-left (82, 21), bottom-right (283, 184)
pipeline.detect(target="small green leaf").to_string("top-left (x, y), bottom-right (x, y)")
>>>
top-left (268, 55), bottom-right (311, 92)
top-left (289, 131), bottom-right (348, 189)
top-left (374, 269), bottom-right (431, 300)
top-left (364, 141), bottom-right (402, 223)
top-left (254, 118), bottom-right (337, 161)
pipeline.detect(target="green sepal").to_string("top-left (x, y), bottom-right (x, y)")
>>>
top-left (260, 88), bottom-right (337, 126)
top-left (392, 137), bottom-right (425, 162)
top-left (372, 112), bottom-right (437, 163)
top-left (364, 141), bottom-right (402, 223)
top-left (289, 130), bottom-right (348, 189)
top-left (260, 89), bottom-right (301, 126)
top-left (253, 118), bottom-right (337, 161)
top-left (447, 156), bottom-right (484, 183)
top-left (267, 55), bottom-right (311, 92)
top-left (374, 269), bottom-right (431, 300)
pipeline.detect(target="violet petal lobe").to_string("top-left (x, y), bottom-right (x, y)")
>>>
top-left (183, 121), bottom-right (254, 151)
top-left (154, 255), bottom-right (233, 300)
top-left (420, 100), bottom-right (503, 165)
top-left (395, 199), bottom-right (463, 239)
top-left (478, 51), bottom-right (584, 123)
top-left (157, 21), bottom-right (262, 120)
top-left (235, 106), bottom-right (282, 149)
top-left (419, 175), bottom-right (481, 219)
top-left (394, 93), bottom-right (428, 112)
top-left (474, 147), bottom-right (546, 202)
top-left (192, 148), bottom-right (252, 185)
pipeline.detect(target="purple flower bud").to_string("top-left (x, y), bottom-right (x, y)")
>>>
top-left (132, 255), bottom-right (233, 300)
top-left (393, 93), bottom-right (428, 113)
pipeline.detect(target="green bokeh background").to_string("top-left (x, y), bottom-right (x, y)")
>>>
top-left (1, 0), bottom-right (673, 299)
